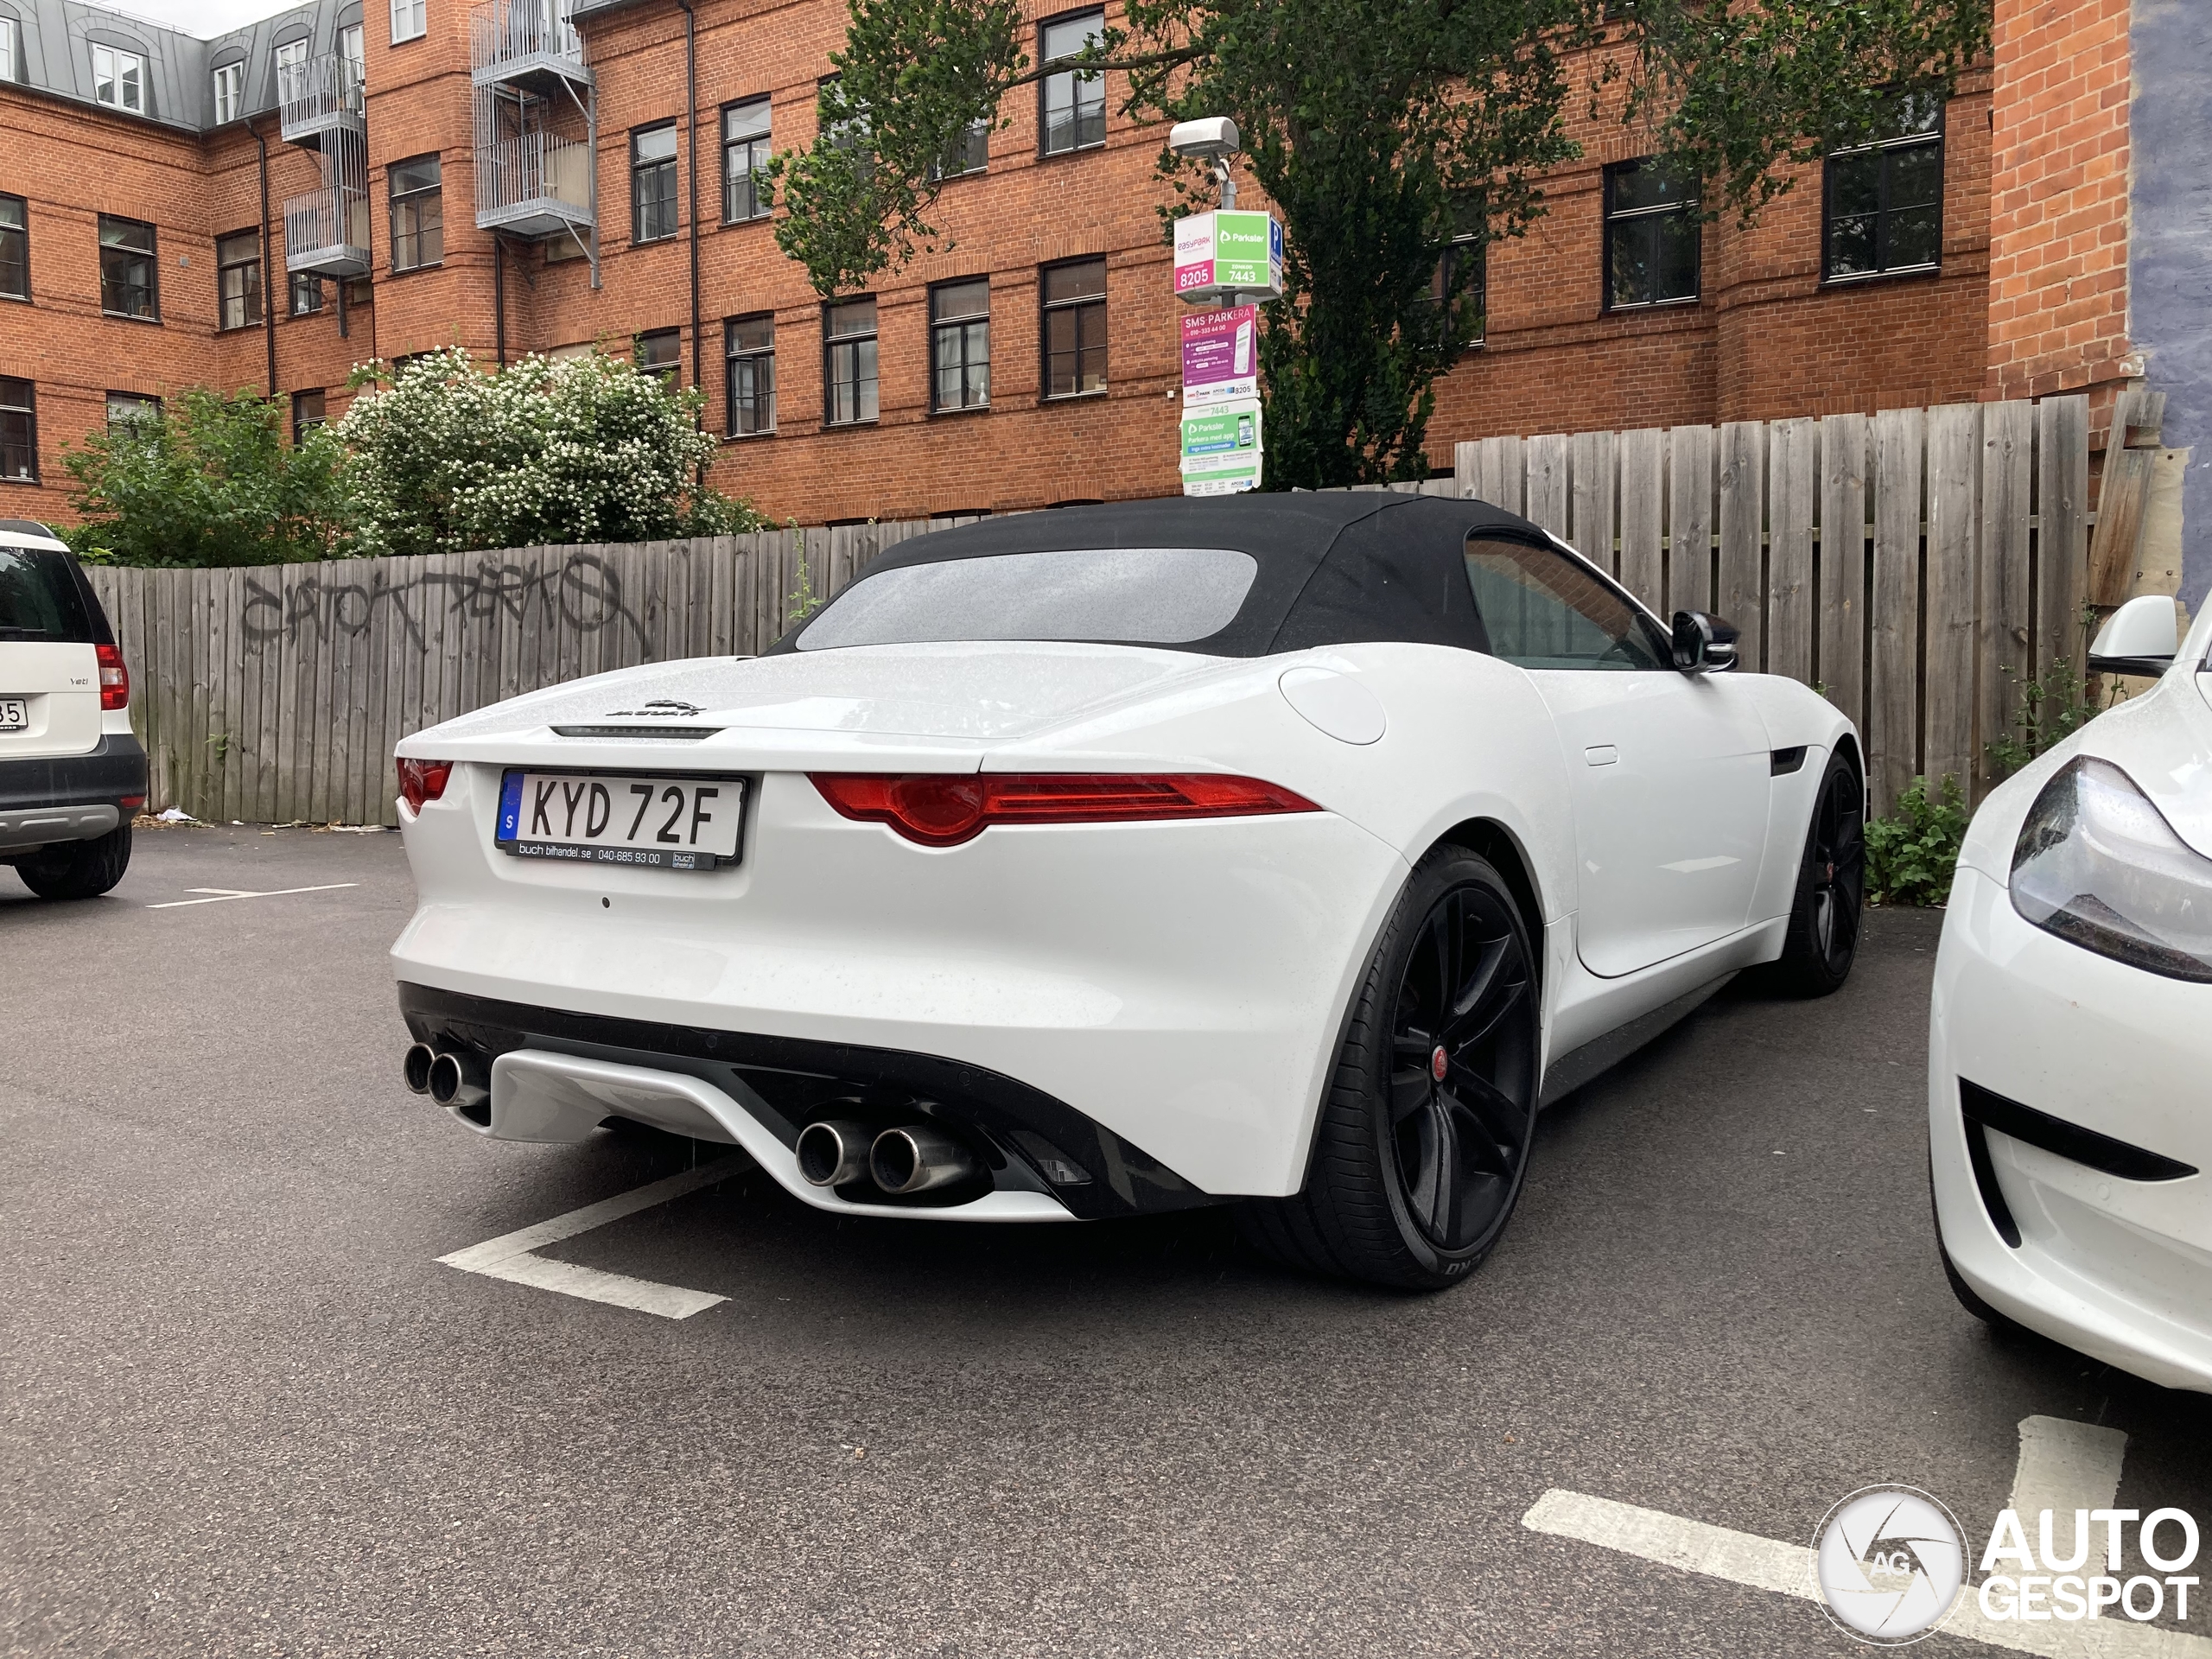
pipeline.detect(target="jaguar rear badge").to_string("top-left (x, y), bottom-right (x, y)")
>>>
top-left (603, 698), bottom-right (702, 717)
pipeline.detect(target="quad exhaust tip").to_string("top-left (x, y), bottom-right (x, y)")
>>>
top-left (797, 1119), bottom-right (982, 1194)
top-left (796, 1120), bottom-right (873, 1188)
top-left (402, 1042), bottom-right (435, 1095)
top-left (423, 1049), bottom-right (488, 1111)
top-left (869, 1124), bottom-right (977, 1195)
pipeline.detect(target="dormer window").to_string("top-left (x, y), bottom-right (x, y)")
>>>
top-left (213, 60), bottom-right (243, 124)
top-left (93, 44), bottom-right (147, 113)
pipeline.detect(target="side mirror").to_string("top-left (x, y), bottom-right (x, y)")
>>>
top-left (1671, 611), bottom-right (1741, 673)
top-left (2088, 594), bottom-right (2180, 677)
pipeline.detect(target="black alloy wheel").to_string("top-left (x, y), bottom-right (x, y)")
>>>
top-left (1764, 751), bottom-right (1866, 995)
top-left (1239, 849), bottom-right (1541, 1290)
top-left (1387, 883), bottom-right (1535, 1254)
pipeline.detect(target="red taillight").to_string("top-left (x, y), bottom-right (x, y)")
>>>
top-left (397, 758), bottom-right (454, 814)
top-left (810, 772), bottom-right (1321, 848)
top-left (96, 642), bottom-right (129, 711)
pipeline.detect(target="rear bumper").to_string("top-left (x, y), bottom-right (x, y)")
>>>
top-left (392, 766), bottom-right (1409, 1198)
top-left (401, 982), bottom-right (1207, 1221)
top-left (1929, 862), bottom-right (2212, 1394)
top-left (0, 733), bottom-right (146, 852)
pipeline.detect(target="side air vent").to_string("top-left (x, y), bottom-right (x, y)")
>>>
top-left (550, 725), bottom-right (722, 740)
top-left (1961, 1077), bottom-right (2198, 1184)
top-left (1770, 747), bottom-right (1808, 776)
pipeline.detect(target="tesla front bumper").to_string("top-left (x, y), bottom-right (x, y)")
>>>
top-left (1930, 862), bottom-right (2212, 1393)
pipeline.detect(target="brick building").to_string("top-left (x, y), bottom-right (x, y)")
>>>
top-left (0, 0), bottom-right (2202, 589)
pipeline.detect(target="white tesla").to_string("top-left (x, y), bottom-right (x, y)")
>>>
top-left (391, 494), bottom-right (1862, 1288)
top-left (1931, 592), bottom-right (2212, 1388)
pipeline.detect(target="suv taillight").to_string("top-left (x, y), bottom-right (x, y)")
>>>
top-left (397, 759), bottom-right (454, 814)
top-left (810, 772), bottom-right (1320, 848)
top-left (96, 643), bottom-right (129, 711)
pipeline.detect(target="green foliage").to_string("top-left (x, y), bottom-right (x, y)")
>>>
top-left (59, 387), bottom-right (352, 568)
top-left (1865, 775), bottom-right (1971, 907)
top-left (1986, 634), bottom-right (2111, 782)
top-left (337, 347), bottom-right (764, 559)
top-left (785, 530), bottom-right (830, 626)
top-left (769, 0), bottom-right (1990, 487)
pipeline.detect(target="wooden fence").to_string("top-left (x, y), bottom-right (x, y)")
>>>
top-left (85, 394), bottom-right (2109, 829)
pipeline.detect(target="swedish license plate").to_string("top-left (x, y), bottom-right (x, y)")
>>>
top-left (496, 771), bottom-right (743, 871)
top-left (0, 699), bottom-right (24, 732)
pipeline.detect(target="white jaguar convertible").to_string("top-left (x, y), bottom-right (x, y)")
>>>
top-left (391, 494), bottom-right (1862, 1288)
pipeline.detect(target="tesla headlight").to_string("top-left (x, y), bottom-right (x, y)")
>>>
top-left (2010, 756), bottom-right (2212, 982)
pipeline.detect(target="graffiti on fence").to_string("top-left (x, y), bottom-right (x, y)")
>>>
top-left (240, 552), bottom-right (645, 653)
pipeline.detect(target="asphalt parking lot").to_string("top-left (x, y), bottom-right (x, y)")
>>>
top-left (6, 826), bottom-right (2212, 1657)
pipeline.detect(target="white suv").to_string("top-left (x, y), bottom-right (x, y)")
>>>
top-left (0, 521), bottom-right (147, 899)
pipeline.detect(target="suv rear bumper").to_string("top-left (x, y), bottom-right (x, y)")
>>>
top-left (0, 733), bottom-right (147, 852)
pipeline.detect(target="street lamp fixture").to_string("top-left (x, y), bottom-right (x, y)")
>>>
top-left (1168, 117), bottom-right (1241, 209)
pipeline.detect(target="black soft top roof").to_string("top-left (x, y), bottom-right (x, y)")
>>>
top-left (783, 493), bottom-right (1560, 658)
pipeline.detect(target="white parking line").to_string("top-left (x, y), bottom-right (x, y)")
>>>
top-left (146, 883), bottom-right (359, 909)
top-left (436, 1159), bottom-right (741, 1319)
top-left (1522, 1418), bottom-right (2212, 1656)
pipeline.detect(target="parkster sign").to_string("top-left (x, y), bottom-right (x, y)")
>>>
top-left (1173, 211), bottom-right (1284, 304)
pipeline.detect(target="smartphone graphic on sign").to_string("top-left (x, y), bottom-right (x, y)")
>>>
top-left (1233, 319), bottom-right (1253, 374)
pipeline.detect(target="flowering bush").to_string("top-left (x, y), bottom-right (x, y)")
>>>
top-left (338, 346), bottom-right (762, 557)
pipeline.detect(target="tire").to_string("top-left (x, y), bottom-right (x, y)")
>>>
top-left (1240, 848), bottom-right (1541, 1290)
top-left (16, 823), bottom-right (133, 900)
top-left (1759, 749), bottom-right (1865, 996)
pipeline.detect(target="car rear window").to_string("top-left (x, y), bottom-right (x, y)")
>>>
top-left (794, 545), bottom-right (1260, 651)
top-left (0, 546), bottom-right (94, 644)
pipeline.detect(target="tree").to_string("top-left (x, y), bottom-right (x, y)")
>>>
top-left (60, 387), bottom-right (351, 566)
top-left (337, 346), bottom-right (762, 559)
top-left (770, 0), bottom-right (1991, 488)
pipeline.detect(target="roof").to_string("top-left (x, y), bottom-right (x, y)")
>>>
top-left (782, 492), bottom-right (1553, 658)
top-left (0, 0), bottom-right (362, 133)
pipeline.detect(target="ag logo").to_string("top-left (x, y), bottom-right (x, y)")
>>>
top-left (1813, 1486), bottom-right (1966, 1644)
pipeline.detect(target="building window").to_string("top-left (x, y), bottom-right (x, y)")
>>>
top-left (1431, 233), bottom-right (1485, 347)
top-left (105, 391), bottom-right (160, 428)
top-left (93, 44), bottom-right (147, 113)
top-left (0, 194), bottom-right (25, 301)
top-left (274, 37), bottom-right (308, 79)
top-left (635, 327), bottom-right (681, 385)
top-left (391, 0), bottom-right (425, 45)
top-left (1825, 98), bottom-right (1943, 283)
top-left (390, 155), bottom-right (442, 272)
top-left (290, 272), bottom-right (323, 315)
top-left (632, 124), bottom-right (678, 244)
top-left (212, 60), bottom-right (243, 124)
top-left (0, 377), bottom-right (35, 480)
top-left (722, 98), bottom-right (771, 222)
top-left (724, 315), bottom-right (774, 435)
top-left (217, 229), bottom-right (263, 331)
top-left (935, 119), bottom-right (988, 180)
top-left (1039, 11), bottom-right (1105, 156)
top-left (340, 22), bottom-right (365, 79)
top-left (293, 388), bottom-right (326, 442)
top-left (0, 17), bottom-right (16, 82)
top-left (1603, 159), bottom-right (1700, 310)
top-left (822, 297), bottom-right (877, 426)
top-left (1041, 257), bottom-right (1105, 397)
top-left (98, 215), bottom-right (158, 320)
top-left (930, 279), bottom-right (989, 411)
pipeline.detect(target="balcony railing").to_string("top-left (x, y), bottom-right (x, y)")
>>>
top-left (474, 130), bottom-right (594, 237)
top-left (283, 183), bottom-right (371, 276)
top-left (276, 54), bottom-right (365, 145)
top-left (471, 0), bottom-right (588, 88)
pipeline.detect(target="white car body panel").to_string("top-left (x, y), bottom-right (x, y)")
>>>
top-left (1930, 600), bottom-right (2212, 1391)
top-left (396, 638), bottom-right (1850, 1205)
